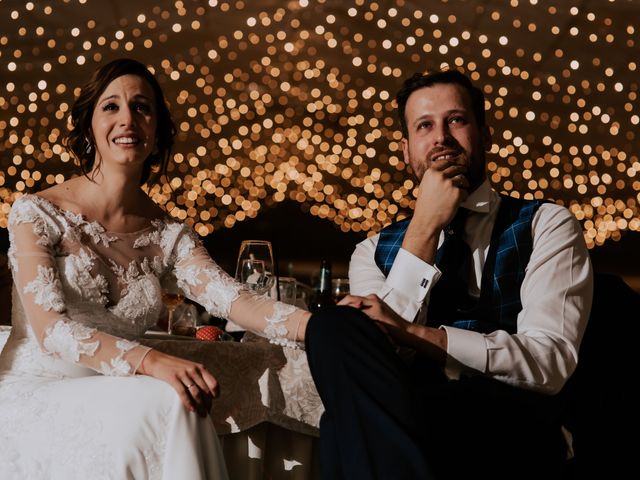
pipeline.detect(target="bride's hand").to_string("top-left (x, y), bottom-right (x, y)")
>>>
top-left (138, 349), bottom-right (218, 417)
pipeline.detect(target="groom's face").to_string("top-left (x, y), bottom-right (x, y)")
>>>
top-left (401, 83), bottom-right (490, 192)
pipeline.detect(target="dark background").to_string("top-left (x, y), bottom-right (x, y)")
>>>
top-left (203, 200), bottom-right (366, 286)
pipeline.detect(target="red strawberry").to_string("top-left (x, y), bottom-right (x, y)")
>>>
top-left (196, 325), bottom-right (225, 341)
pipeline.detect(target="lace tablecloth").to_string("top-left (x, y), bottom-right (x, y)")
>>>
top-left (140, 333), bottom-right (323, 437)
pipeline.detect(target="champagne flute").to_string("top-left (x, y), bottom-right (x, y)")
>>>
top-left (162, 285), bottom-right (185, 334)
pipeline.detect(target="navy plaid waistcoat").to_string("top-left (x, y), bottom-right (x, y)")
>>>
top-left (374, 196), bottom-right (546, 334)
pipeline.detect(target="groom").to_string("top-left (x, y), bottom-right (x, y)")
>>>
top-left (304, 69), bottom-right (593, 479)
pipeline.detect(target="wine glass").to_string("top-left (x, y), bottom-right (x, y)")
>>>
top-left (235, 240), bottom-right (275, 296)
top-left (332, 278), bottom-right (350, 303)
top-left (227, 240), bottom-right (276, 334)
top-left (161, 284), bottom-right (185, 334)
top-left (274, 276), bottom-right (297, 305)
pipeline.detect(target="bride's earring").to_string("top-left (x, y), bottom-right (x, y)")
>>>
top-left (85, 137), bottom-right (93, 154)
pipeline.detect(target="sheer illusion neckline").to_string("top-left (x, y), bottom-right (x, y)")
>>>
top-left (28, 193), bottom-right (164, 236)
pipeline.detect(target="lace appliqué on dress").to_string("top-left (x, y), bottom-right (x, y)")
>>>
top-left (60, 210), bottom-right (117, 247)
top-left (264, 302), bottom-right (302, 349)
top-left (42, 319), bottom-right (100, 363)
top-left (7, 196), bottom-right (60, 273)
top-left (174, 264), bottom-right (241, 319)
top-left (135, 219), bottom-right (184, 263)
top-left (65, 249), bottom-right (109, 306)
top-left (9, 202), bottom-right (54, 247)
top-left (109, 258), bottom-right (163, 324)
top-left (22, 193), bottom-right (116, 248)
top-left (175, 230), bottom-right (197, 259)
top-left (132, 222), bottom-right (163, 249)
top-left (23, 265), bottom-right (66, 313)
top-left (278, 349), bottom-right (323, 426)
top-left (98, 339), bottom-right (139, 376)
top-left (172, 227), bottom-right (242, 318)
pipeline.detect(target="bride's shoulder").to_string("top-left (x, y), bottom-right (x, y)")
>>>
top-left (10, 180), bottom-right (83, 226)
top-left (8, 190), bottom-right (64, 235)
top-left (33, 180), bottom-right (81, 211)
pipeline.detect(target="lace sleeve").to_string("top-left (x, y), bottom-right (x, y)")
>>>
top-left (171, 228), bottom-right (310, 349)
top-left (8, 200), bottom-right (151, 376)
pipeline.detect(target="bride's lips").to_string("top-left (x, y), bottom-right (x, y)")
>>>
top-left (112, 134), bottom-right (141, 147)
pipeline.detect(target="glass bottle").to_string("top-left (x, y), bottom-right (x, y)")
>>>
top-left (309, 259), bottom-right (335, 312)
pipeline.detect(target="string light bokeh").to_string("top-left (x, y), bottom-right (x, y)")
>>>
top-left (1, 0), bottom-right (639, 249)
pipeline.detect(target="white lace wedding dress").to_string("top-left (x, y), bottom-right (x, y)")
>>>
top-left (0, 194), bottom-right (307, 480)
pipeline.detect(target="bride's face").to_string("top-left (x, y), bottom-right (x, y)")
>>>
top-left (90, 74), bottom-right (157, 172)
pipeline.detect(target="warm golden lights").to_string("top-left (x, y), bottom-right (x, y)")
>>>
top-left (1, 0), bottom-right (639, 248)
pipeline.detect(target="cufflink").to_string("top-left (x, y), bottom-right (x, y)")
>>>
top-left (420, 278), bottom-right (428, 288)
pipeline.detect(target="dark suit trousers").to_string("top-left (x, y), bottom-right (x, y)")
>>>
top-left (305, 306), bottom-right (567, 480)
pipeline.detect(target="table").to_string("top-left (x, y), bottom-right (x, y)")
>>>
top-left (0, 326), bottom-right (324, 479)
top-left (142, 332), bottom-right (324, 479)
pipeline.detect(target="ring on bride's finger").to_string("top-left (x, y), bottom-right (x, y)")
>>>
top-left (185, 383), bottom-right (196, 389)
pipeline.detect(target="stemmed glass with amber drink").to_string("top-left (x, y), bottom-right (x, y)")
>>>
top-left (162, 283), bottom-right (185, 334)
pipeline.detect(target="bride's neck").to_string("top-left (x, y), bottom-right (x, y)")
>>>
top-left (81, 167), bottom-right (145, 217)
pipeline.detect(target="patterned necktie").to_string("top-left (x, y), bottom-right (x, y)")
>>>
top-left (427, 208), bottom-right (474, 325)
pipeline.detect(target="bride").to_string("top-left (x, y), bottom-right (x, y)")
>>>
top-left (0, 58), bottom-right (311, 479)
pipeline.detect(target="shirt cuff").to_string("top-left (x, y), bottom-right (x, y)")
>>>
top-left (380, 248), bottom-right (440, 321)
top-left (386, 248), bottom-right (440, 300)
top-left (441, 325), bottom-right (487, 379)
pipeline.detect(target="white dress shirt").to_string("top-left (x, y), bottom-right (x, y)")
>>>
top-left (349, 179), bottom-right (593, 394)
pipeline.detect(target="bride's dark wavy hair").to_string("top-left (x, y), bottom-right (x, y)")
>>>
top-left (64, 58), bottom-right (177, 185)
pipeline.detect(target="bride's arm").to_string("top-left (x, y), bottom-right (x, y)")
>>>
top-left (9, 203), bottom-right (216, 415)
top-left (9, 218), bottom-right (152, 376)
top-left (170, 229), bottom-right (311, 347)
